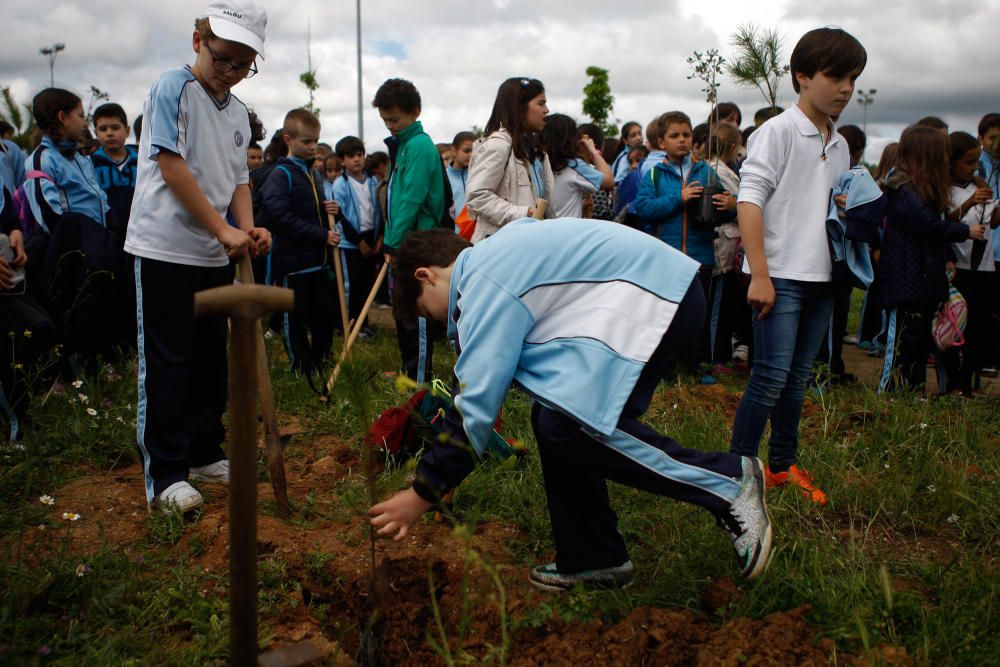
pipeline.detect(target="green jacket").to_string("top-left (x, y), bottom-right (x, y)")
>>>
top-left (384, 120), bottom-right (448, 251)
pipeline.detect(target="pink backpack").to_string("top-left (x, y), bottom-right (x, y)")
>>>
top-left (932, 283), bottom-right (967, 350)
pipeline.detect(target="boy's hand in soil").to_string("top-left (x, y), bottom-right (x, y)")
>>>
top-left (370, 488), bottom-right (433, 541)
top-left (681, 181), bottom-right (704, 202)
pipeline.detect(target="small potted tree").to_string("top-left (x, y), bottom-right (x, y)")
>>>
top-left (686, 48), bottom-right (728, 228)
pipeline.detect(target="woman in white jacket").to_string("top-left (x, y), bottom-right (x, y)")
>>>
top-left (465, 77), bottom-right (554, 243)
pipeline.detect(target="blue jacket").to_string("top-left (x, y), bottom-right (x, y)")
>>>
top-left (411, 218), bottom-right (700, 501)
top-left (330, 172), bottom-right (382, 250)
top-left (26, 136), bottom-right (109, 232)
top-left (0, 139), bottom-right (25, 189)
top-left (826, 167), bottom-right (885, 289)
top-left (91, 146), bottom-right (138, 232)
top-left (260, 156), bottom-right (330, 280)
top-left (634, 156), bottom-right (730, 266)
top-left (878, 178), bottom-right (969, 309)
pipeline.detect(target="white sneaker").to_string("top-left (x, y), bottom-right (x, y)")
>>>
top-left (189, 459), bottom-right (230, 485)
top-left (156, 481), bottom-right (203, 514)
top-left (733, 345), bottom-right (749, 362)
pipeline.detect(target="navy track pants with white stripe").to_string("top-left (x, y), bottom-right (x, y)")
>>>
top-left (133, 257), bottom-right (230, 503)
top-left (533, 278), bottom-right (744, 574)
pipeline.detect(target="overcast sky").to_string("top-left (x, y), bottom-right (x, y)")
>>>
top-left (3, 0), bottom-right (999, 164)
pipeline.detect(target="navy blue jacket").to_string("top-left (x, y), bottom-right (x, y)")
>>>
top-left (259, 156), bottom-right (331, 280)
top-left (878, 180), bottom-right (969, 309)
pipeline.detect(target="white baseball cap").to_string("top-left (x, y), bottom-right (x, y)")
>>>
top-left (206, 0), bottom-right (268, 59)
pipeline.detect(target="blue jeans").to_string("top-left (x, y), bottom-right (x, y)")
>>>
top-left (730, 278), bottom-right (834, 468)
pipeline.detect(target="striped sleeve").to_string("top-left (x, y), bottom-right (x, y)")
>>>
top-left (147, 70), bottom-right (192, 159)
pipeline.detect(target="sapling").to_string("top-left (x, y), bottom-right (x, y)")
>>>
top-left (687, 48), bottom-right (727, 223)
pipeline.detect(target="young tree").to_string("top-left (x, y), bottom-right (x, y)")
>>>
top-left (582, 66), bottom-right (618, 138)
top-left (727, 23), bottom-right (789, 113)
top-left (0, 86), bottom-right (34, 149)
top-left (687, 49), bottom-right (725, 185)
top-left (300, 22), bottom-right (320, 115)
top-left (84, 85), bottom-right (110, 123)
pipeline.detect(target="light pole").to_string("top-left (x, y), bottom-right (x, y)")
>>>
top-left (39, 43), bottom-right (65, 88)
top-left (857, 88), bottom-right (877, 136)
top-left (355, 0), bottom-right (363, 141)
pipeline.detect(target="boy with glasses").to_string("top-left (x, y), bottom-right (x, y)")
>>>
top-left (125, 0), bottom-right (271, 513)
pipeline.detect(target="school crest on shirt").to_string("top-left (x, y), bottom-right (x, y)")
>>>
top-left (234, 130), bottom-right (244, 148)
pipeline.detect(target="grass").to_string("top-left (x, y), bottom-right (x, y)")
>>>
top-left (1, 318), bottom-right (999, 664)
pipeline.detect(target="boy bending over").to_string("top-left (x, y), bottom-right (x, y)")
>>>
top-left (370, 219), bottom-right (772, 589)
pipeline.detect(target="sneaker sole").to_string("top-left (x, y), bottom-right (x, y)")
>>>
top-left (529, 576), bottom-right (634, 592)
top-left (745, 458), bottom-right (773, 581)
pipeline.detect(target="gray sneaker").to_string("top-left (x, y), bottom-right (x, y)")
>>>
top-left (529, 560), bottom-right (635, 591)
top-left (717, 457), bottom-right (772, 580)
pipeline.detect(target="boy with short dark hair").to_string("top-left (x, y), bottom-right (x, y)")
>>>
top-left (370, 220), bottom-right (773, 589)
top-left (246, 142), bottom-right (263, 170)
top-left (730, 27), bottom-right (867, 505)
top-left (125, 0), bottom-right (272, 513)
top-left (332, 134), bottom-right (382, 335)
top-left (372, 77), bottom-right (450, 381)
top-left (260, 108), bottom-right (341, 375)
top-left (91, 102), bottom-right (139, 235)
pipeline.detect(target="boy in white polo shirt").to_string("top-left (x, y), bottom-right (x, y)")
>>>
top-left (125, 0), bottom-right (271, 513)
top-left (729, 27), bottom-right (866, 505)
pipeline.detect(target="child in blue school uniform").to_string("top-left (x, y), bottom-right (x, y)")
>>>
top-left (90, 102), bottom-right (139, 237)
top-left (23, 88), bottom-right (128, 365)
top-left (369, 220), bottom-right (772, 590)
top-left (634, 111), bottom-right (736, 382)
top-left (331, 135), bottom-right (382, 337)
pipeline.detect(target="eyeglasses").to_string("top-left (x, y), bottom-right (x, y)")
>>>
top-left (204, 41), bottom-right (258, 79)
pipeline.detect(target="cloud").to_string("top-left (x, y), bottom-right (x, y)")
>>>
top-left (2, 0), bottom-right (998, 162)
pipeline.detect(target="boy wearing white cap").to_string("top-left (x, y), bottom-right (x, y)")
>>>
top-left (125, 1), bottom-right (271, 513)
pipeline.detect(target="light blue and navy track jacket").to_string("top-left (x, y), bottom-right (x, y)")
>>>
top-left (330, 172), bottom-right (382, 251)
top-left (26, 136), bottom-right (109, 231)
top-left (412, 217), bottom-right (700, 502)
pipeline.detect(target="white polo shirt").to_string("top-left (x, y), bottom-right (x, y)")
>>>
top-left (125, 66), bottom-right (251, 267)
top-left (738, 104), bottom-right (849, 282)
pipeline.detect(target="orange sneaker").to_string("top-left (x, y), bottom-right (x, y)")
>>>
top-left (766, 465), bottom-right (827, 505)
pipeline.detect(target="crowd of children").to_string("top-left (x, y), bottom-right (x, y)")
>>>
top-left (1, 2), bottom-right (999, 588)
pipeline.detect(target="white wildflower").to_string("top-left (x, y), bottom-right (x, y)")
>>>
top-left (86, 408), bottom-right (98, 417)
top-left (39, 494), bottom-right (55, 505)
top-left (71, 380), bottom-right (84, 389)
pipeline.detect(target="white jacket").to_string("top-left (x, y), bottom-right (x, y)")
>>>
top-left (465, 128), bottom-right (554, 243)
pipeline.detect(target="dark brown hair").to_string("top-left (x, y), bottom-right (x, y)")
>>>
top-left (978, 113), bottom-right (1000, 139)
top-left (709, 102), bottom-right (742, 126)
top-left (949, 131), bottom-right (980, 166)
top-left (896, 126), bottom-right (951, 214)
top-left (790, 27), bottom-right (867, 93)
top-left (395, 229), bottom-right (472, 320)
top-left (484, 77), bottom-right (546, 162)
top-left (32, 88), bottom-right (82, 148)
top-left (452, 131), bottom-right (476, 148)
top-left (539, 113), bottom-right (578, 173)
top-left (372, 78), bottom-right (421, 115)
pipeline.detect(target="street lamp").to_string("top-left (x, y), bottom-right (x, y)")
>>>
top-left (39, 43), bottom-right (65, 88)
top-left (857, 88), bottom-right (877, 136)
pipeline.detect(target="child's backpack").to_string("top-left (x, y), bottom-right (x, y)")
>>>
top-left (13, 146), bottom-right (65, 238)
top-left (932, 282), bottom-right (968, 350)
